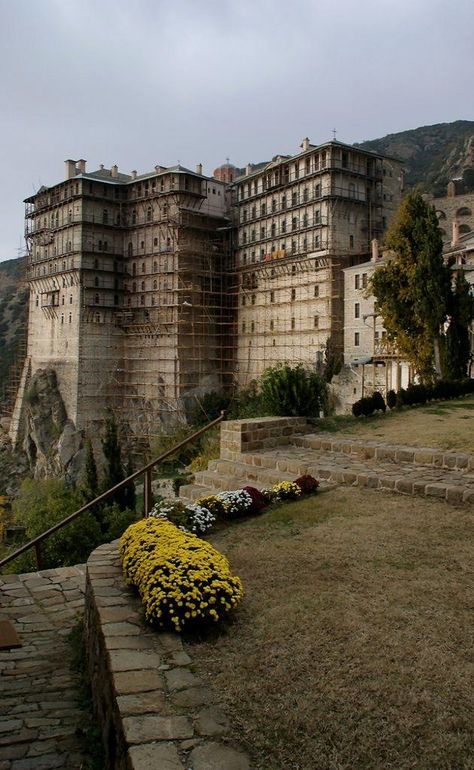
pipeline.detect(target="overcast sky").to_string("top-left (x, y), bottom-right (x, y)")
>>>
top-left (1, 0), bottom-right (473, 260)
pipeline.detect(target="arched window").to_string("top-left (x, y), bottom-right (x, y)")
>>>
top-left (459, 224), bottom-right (471, 234)
top-left (94, 294), bottom-right (99, 305)
top-left (457, 207), bottom-right (472, 217)
top-left (128, 243), bottom-right (133, 257)
top-left (94, 277), bottom-right (99, 287)
top-left (153, 280), bottom-right (157, 290)
top-left (436, 210), bottom-right (446, 220)
top-left (141, 281), bottom-right (145, 291)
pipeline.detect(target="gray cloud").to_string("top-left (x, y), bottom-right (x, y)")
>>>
top-left (1, 0), bottom-right (473, 258)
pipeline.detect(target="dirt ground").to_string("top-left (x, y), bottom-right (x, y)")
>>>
top-left (186, 487), bottom-right (474, 770)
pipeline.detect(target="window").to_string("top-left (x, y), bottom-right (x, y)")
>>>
top-left (142, 262), bottom-right (145, 273)
top-left (261, 203), bottom-right (266, 216)
top-left (242, 322), bottom-right (246, 333)
top-left (362, 273), bottom-right (368, 288)
top-left (291, 288), bottom-right (296, 301)
top-left (69, 295), bottom-right (73, 304)
top-left (291, 317), bottom-right (295, 330)
top-left (94, 277), bottom-right (99, 287)
top-left (270, 320), bottom-right (274, 331)
top-left (270, 291), bottom-right (275, 303)
top-left (251, 294), bottom-right (256, 305)
top-left (147, 207), bottom-right (152, 222)
top-left (128, 243), bottom-right (133, 257)
top-left (141, 241), bottom-right (145, 250)
top-left (94, 294), bottom-right (99, 305)
top-left (355, 274), bottom-right (360, 289)
top-left (354, 332), bottom-right (360, 346)
top-left (140, 295), bottom-right (145, 305)
top-left (153, 280), bottom-right (157, 290)
top-left (281, 220), bottom-right (286, 233)
top-left (242, 296), bottom-right (246, 306)
top-left (154, 237), bottom-right (158, 247)
top-left (251, 321), bottom-right (255, 332)
top-left (103, 209), bottom-right (109, 224)
top-left (141, 281), bottom-right (145, 291)
top-left (314, 285), bottom-right (319, 297)
top-left (292, 217), bottom-right (298, 231)
top-left (314, 315), bottom-right (319, 328)
top-left (349, 235), bottom-right (354, 248)
top-left (355, 302), bottom-right (360, 318)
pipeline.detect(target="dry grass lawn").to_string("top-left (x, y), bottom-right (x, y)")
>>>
top-left (319, 395), bottom-right (474, 453)
top-left (186, 487), bottom-right (474, 770)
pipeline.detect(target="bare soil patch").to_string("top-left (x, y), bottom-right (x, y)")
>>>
top-left (186, 487), bottom-right (474, 770)
top-left (320, 395), bottom-right (474, 453)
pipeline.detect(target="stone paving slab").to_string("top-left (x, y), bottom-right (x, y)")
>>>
top-left (0, 565), bottom-right (86, 769)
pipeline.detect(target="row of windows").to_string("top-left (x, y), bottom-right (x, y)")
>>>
top-left (240, 234), bottom-right (324, 262)
top-left (238, 153), bottom-right (330, 198)
top-left (240, 210), bottom-right (324, 242)
top-left (242, 285), bottom-right (321, 305)
top-left (35, 294), bottom-right (74, 307)
top-left (240, 188), bottom-right (324, 219)
top-left (241, 316), bottom-right (320, 333)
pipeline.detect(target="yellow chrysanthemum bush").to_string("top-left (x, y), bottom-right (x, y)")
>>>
top-left (120, 517), bottom-right (243, 632)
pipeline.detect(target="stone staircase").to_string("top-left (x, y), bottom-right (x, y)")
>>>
top-left (180, 418), bottom-right (474, 506)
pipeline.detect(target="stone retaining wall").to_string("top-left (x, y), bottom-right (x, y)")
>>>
top-left (85, 541), bottom-right (250, 770)
top-left (220, 416), bottom-right (309, 460)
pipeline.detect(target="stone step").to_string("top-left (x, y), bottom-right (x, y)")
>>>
top-left (292, 434), bottom-right (474, 471)
top-left (184, 450), bottom-right (474, 507)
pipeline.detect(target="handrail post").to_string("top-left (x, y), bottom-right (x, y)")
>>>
top-left (34, 542), bottom-right (43, 571)
top-left (143, 469), bottom-right (152, 518)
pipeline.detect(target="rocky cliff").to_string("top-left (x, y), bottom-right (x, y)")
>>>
top-left (23, 368), bottom-right (85, 483)
top-left (356, 120), bottom-right (474, 197)
top-left (0, 257), bottom-right (28, 411)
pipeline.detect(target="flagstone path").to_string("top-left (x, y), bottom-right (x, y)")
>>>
top-left (0, 565), bottom-right (87, 769)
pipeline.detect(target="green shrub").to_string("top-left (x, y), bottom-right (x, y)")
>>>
top-left (120, 518), bottom-right (243, 632)
top-left (260, 364), bottom-right (328, 418)
top-left (386, 390), bottom-right (397, 409)
top-left (371, 392), bottom-right (386, 412)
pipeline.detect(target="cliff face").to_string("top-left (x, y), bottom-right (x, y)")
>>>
top-left (356, 120), bottom-right (474, 197)
top-left (23, 368), bottom-right (85, 482)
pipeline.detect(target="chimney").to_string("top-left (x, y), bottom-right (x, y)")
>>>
top-left (131, 170), bottom-right (137, 179)
top-left (246, 163), bottom-right (252, 176)
top-left (371, 238), bottom-right (379, 262)
top-left (76, 159), bottom-right (86, 174)
top-left (196, 163), bottom-right (203, 175)
top-left (111, 165), bottom-right (119, 179)
top-left (452, 219), bottom-right (460, 246)
top-left (99, 164), bottom-right (104, 171)
top-left (301, 137), bottom-right (310, 151)
top-left (65, 159), bottom-right (77, 179)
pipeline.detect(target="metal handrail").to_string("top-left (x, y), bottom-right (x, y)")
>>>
top-left (0, 411), bottom-right (226, 572)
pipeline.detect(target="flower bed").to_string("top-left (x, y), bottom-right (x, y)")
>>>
top-left (120, 517), bottom-right (243, 631)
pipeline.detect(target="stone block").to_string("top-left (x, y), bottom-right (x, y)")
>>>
top-left (462, 489), bottom-right (474, 504)
top-left (165, 667), bottom-right (202, 691)
top-left (446, 486), bottom-right (465, 505)
top-left (189, 742), bottom-right (250, 770)
top-left (395, 449), bottom-right (415, 463)
top-left (123, 714), bottom-right (193, 743)
top-left (395, 478), bottom-right (413, 494)
top-left (194, 706), bottom-right (230, 736)
top-left (171, 687), bottom-right (215, 709)
top-left (116, 690), bottom-right (166, 715)
top-left (128, 742), bottom-right (184, 770)
top-left (414, 450), bottom-right (434, 466)
top-left (425, 483), bottom-right (447, 498)
top-left (114, 669), bottom-right (165, 695)
top-left (455, 454), bottom-right (469, 470)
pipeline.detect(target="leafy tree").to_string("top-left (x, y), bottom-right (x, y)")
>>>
top-left (442, 270), bottom-right (474, 379)
top-left (322, 337), bottom-right (343, 383)
top-left (81, 439), bottom-right (99, 502)
top-left (101, 413), bottom-right (137, 513)
top-left (371, 191), bottom-right (453, 381)
top-left (12, 478), bottom-right (102, 569)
